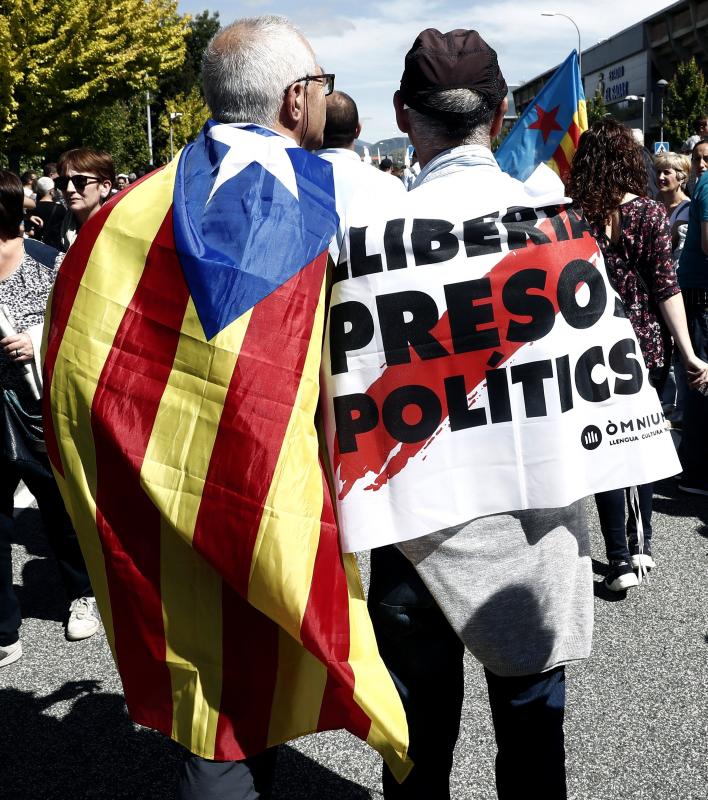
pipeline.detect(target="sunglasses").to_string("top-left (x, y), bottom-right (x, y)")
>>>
top-left (55, 174), bottom-right (102, 192)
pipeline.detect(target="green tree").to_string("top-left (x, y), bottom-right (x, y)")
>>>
top-left (160, 10), bottom-right (220, 100)
top-left (665, 57), bottom-right (708, 148)
top-left (68, 94), bottom-right (151, 172)
top-left (157, 87), bottom-right (209, 162)
top-left (586, 87), bottom-right (607, 125)
top-left (0, 0), bottom-right (188, 168)
top-left (152, 10), bottom-right (219, 159)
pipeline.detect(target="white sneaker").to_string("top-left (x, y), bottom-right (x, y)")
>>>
top-left (0, 640), bottom-right (22, 668)
top-left (66, 597), bottom-right (100, 641)
top-left (631, 552), bottom-right (656, 571)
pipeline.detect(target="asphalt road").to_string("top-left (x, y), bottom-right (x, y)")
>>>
top-left (1, 475), bottom-right (707, 799)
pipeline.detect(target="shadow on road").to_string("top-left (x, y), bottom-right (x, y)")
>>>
top-left (0, 679), bottom-right (372, 799)
top-left (0, 680), bottom-right (183, 799)
top-left (272, 747), bottom-right (372, 799)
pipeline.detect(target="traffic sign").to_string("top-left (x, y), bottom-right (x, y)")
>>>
top-left (654, 141), bottom-right (670, 154)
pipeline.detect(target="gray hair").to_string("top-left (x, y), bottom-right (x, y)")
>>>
top-left (202, 16), bottom-right (317, 127)
top-left (407, 89), bottom-right (496, 151)
top-left (35, 176), bottom-right (54, 199)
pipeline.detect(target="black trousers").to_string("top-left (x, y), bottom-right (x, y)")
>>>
top-left (177, 750), bottom-right (277, 800)
top-left (368, 545), bottom-right (567, 800)
top-left (0, 455), bottom-right (92, 646)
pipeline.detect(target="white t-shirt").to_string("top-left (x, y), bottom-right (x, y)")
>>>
top-left (315, 148), bottom-right (406, 261)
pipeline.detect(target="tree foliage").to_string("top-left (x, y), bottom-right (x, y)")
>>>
top-left (0, 0), bottom-right (188, 165)
top-left (157, 87), bottom-right (209, 162)
top-left (664, 57), bottom-right (708, 148)
top-left (586, 87), bottom-right (608, 126)
top-left (70, 95), bottom-right (151, 172)
top-left (160, 10), bottom-right (219, 100)
top-left (151, 10), bottom-right (219, 161)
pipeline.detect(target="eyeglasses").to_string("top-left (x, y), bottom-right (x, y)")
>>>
top-left (691, 153), bottom-right (708, 165)
top-left (55, 174), bottom-right (101, 192)
top-left (284, 73), bottom-right (335, 96)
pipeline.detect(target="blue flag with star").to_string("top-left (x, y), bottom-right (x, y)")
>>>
top-left (496, 51), bottom-right (587, 183)
top-left (173, 121), bottom-right (339, 340)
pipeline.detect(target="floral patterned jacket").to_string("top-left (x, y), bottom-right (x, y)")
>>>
top-left (586, 197), bottom-right (680, 369)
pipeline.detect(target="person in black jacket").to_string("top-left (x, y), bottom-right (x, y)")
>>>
top-left (0, 171), bottom-right (98, 670)
top-left (25, 177), bottom-right (67, 250)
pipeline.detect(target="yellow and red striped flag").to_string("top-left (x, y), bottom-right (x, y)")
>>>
top-left (43, 122), bottom-right (410, 776)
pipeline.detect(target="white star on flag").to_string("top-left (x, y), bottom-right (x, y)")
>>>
top-left (207, 124), bottom-right (300, 204)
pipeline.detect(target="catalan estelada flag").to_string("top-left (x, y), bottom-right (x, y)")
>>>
top-left (42, 122), bottom-right (410, 777)
top-left (496, 50), bottom-right (587, 183)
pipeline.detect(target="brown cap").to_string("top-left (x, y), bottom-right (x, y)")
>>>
top-left (400, 29), bottom-right (508, 124)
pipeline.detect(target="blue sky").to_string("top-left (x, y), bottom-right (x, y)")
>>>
top-left (178, 0), bottom-right (674, 142)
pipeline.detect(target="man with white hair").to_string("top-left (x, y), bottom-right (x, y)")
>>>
top-left (27, 176), bottom-right (66, 249)
top-left (175, 15), bottom-right (334, 800)
top-left (200, 16), bottom-right (331, 153)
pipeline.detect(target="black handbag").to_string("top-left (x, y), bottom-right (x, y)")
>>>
top-left (1, 388), bottom-right (52, 478)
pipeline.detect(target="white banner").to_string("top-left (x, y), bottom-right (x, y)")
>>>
top-left (322, 170), bottom-right (681, 552)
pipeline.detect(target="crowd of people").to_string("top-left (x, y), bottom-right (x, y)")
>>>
top-left (1, 14), bottom-right (707, 800)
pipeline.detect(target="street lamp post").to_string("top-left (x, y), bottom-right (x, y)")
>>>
top-left (625, 95), bottom-right (646, 138)
top-left (146, 90), bottom-right (154, 166)
top-left (169, 111), bottom-right (183, 161)
top-left (656, 79), bottom-right (669, 145)
top-left (541, 12), bottom-right (581, 75)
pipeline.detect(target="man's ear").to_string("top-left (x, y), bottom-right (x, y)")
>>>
top-left (393, 91), bottom-right (410, 134)
top-left (280, 82), bottom-right (306, 130)
top-left (490, 97), bottom-right (508, 139)
top-left (355, 121), bottom-right (362, 140)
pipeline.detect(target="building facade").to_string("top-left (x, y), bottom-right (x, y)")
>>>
top-left (513, 0), bottom-right (708, 148)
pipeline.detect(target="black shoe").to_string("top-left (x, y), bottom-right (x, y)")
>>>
top-left (604, 560), bottom-right (639, 592)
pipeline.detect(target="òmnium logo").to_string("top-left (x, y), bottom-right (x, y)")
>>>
top-left (581, 425), bottom-right (602, 450)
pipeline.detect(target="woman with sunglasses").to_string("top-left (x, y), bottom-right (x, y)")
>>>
top-left (0, 171), bottom-right (98, 668)
top-left (56, 148), bottom-right (115, 252)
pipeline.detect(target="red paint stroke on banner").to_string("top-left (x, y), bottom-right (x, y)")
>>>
top-left (333, 215), bottom-right (600, 499)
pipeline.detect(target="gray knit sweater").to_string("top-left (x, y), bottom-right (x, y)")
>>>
top-left (397, 501), bottom-right (593, 677)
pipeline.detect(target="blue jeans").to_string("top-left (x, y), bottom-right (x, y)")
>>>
top-left (594, 484), bottom-right (654, 561)
top-left (679, 306), bottom-right (708, 484)
top-left (368, 546), bottom-right (567, 800)
top-left (593, 365), bottom-right (667, 562)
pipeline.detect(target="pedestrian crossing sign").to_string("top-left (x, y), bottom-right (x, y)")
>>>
top-left (654, 141), bottom-right (670, 153)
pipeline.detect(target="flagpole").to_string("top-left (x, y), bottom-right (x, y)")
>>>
top-left (541, 13), bottom-right (581, 76)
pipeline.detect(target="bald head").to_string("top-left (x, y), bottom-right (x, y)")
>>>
top-left (322, 91), bottom-right (361, 149)
top-left (202, 16), bottom-right (317, 127)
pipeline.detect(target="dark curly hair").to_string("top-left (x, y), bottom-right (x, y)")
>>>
top-left (566, 118), bottom-right (647, 227)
